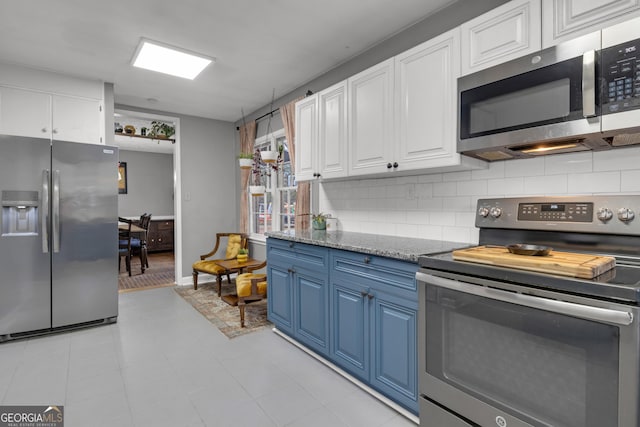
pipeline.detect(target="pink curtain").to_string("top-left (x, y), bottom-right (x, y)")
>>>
top-left (239, 121), bottom-right (256, 234)
top-left (280, 97), bottom-right (309, 231)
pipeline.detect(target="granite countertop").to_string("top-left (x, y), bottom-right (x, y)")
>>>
top-left (265, 230), bottom-right (470, 263)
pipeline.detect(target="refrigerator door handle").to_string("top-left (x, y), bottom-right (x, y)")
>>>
top-left (52, 169), bottom-right (60, 253)
top-left (42, 169), bottom-right (50, 253)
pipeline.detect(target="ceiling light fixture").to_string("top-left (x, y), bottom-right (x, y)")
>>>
top-left (131, 38), bottom-right (214, 80)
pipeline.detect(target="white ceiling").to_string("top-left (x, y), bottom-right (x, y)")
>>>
top-left (0, 0), bottom-right (456, 123)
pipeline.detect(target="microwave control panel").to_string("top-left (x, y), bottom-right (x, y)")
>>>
top-left (601, 38), bottom-right (640, 115)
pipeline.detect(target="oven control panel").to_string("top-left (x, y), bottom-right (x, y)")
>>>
top-left (517, 202), bottom-right (593, 222)
top-left (475, 196), bottom-right (640, 235)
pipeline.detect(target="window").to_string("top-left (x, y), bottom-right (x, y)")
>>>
top-left (249, 129), bottom-right (296, 239)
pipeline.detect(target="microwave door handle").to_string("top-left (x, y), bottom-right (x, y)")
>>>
top-left (582, 49), bottom-right (596, 118)
top-left (419, 273), bottom-right (634, 326)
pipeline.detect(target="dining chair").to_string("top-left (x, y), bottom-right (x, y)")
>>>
top-left (131, 213), bottom-right (151, 269)
top-left (118, 218), bottom-right (133, 276)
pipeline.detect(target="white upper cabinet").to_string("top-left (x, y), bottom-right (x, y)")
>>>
top-left (348, 59), bottom-right (395, 177)
top-left (543, 0), bottom-right (640, 47)
top-left (52, 95), bottom-right (102, 144)
top-left (461, 0), bottom-right (541, 75)
top-left (395, 28), bottom-right (467, 170)
top-left (294, 95), bottom-right (318, 181)
top-left (0, 86), bottom-right (51, 139)
top-left (318, 81), bottom-right (348, 179)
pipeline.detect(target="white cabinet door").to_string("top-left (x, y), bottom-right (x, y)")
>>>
top-left (0, 86), bottom-right (51, 139)
top-left (318, 81), bottom-right (348, 179)
top-left (294, 95), bottom-right (318, 181)
top-left (543, 0), bottom-right (640, 47)
top-left (394, 28), bottom-right (463, 170)
top-left (348, 58), bottom-right (394, 176)
top-left (52, 95), bottom-right (102, 144)
top-left (461, 0), bottom-right (541, 75)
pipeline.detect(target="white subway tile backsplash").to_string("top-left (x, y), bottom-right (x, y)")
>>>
top-left (620, 170), bottom-right (640, 192)
top-left (456, 180), bottom-right (488, 196)
top-left (594, 146), bottom-right (640, 171)
top-left (504, 157), bottom-right (545, 177)
top-left (318, 151), bottom-right (636, 240)
top-left (567, 171), bottom-right (620, 194)
top-left (544, 152), bottom-right (592, 175)
top-left (523, 175), bottom-right (568, 194)
top-left (433, 181), bottom-right (457, 197)
top-left (487, 177), bottom-right (524, 196)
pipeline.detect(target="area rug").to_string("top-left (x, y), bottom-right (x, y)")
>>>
top-left (119, 252), bottom-right (175, 293)
top-left (174, 281), bottom-right (272, 339)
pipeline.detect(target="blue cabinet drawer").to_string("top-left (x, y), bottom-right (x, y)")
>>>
top-left (330, 249), bottom-right (418, 297)
top-left (267, 238), bottom-right (328, 272)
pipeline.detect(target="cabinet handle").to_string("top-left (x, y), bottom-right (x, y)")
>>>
top-left (360, 290), bottom-right (368, 297)
top-left (52, 129), bottom-right (58, 134)
top-left (393, 162), bottom-right (398, 168)
top-left (367, 293), bottom-right (374, 300)
top-left (387, 163), bottom-right (392, 169)
top-left (41, 128), bottom-right (47, 133)
top-left (363, 256), bottom-right (371, 264)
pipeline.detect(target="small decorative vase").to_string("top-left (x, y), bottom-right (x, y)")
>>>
top-left (312, 219), bottom-right (326, 230)
top-left (237, 253), bottom-right (248, 263)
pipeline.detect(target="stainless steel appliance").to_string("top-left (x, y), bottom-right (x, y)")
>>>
top-left (416, 196), bottom-right (640, 427)
top-left (457, 16), bottom-right (640, 161)
top-left (0, 135), bottom-right (119, 341)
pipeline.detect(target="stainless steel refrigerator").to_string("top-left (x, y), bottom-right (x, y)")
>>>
top-left (0, 135), bottom-right (119, 341)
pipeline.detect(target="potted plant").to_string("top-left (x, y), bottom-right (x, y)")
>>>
top-left (312, 213), bottom-right (328, 230)
top-left (149, 121), bottom-right (175, 139)
top-left (260, 150), bottom-right (278, 163)
top-left (238, 152), bottom-right (253, 169)
top-left (237, 248), bottom-right (249, 263)
top-left (249, 149), bottom-right (267, 196)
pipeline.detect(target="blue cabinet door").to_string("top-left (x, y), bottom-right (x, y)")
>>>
top-left (267, 263), bottom-right (294, 335)
top-left (370, 291), bottom-right (417, 412)
top-left (330, 280), bottom-right (369, 381)
top-left (294, 267), bottom-right (329, 356)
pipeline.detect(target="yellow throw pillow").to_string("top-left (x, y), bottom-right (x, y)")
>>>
top-left (225, 234), bottom-right (242, 259)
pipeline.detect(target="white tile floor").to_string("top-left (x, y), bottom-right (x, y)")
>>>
top-left (0, 287), bottom-right (417, 427)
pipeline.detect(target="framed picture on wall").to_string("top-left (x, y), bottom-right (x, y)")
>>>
top-left (118, 162), bottom-right (127, 194)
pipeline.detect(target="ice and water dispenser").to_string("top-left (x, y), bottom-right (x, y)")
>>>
top-left (1, 190), bottom-right (39, 236)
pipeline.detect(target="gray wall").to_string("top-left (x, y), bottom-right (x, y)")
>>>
top-left (118, 150), bottom-right (174, 218)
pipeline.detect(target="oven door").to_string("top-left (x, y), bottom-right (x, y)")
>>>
top-left (417, 271), bottom-right (640, 427)
top-left (457, 31), bottom-right (602, 160)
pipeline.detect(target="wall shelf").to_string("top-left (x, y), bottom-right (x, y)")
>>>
top-left (114, 132), bottom-right (175, 143)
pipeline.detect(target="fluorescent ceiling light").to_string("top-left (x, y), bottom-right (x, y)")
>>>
top-left (132, 39), bottom-right (214, 80)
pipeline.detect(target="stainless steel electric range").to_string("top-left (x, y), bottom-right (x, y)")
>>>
top-left (416, 196), bottom-right (640, 427)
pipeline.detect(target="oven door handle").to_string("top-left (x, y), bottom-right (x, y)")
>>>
top-left (418, 272), bottom-right (634, 326)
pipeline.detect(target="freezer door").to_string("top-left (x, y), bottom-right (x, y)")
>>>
top-left (51, 140), bottom-right (118, 327)
top-left (0, 135), bottom-right (52, 335)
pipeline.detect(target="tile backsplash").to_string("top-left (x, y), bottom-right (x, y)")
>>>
top-left (319, 146), bottom-right (640, 244)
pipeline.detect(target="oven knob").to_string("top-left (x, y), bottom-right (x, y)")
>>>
top-left (478, 207), bottom-right (490, 217)
top-left (596, 207), bottom-right (613, 222)
top-left (490, 207), bottom-right (502, 218)
top-left (617, 208), bottom-right (635, 222)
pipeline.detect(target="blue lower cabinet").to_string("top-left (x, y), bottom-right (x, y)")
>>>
top-left (294, 268), bottom-right (329, 355)
top-left (266, 238), bottom-right (418, 415)
top-left (267, 263), bottom-right (294, 335)
top-left (371, 293), bottom-right (418, 412)
top-left (330, 281), bottom-right (369, 380)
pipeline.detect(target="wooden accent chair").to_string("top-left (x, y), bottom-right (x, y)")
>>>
top-left (192, 233), bottom-right (248, 295)
top-left (234, 261), bottom-right (267, 327)
top-left (118, 218), bottom-right (133, 276)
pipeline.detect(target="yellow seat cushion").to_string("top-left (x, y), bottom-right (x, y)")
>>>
top-left (235, 273), bottom-right (267, 297)
top-left (192, 260), bottom-right (227, 275)
top-left (225, 234), bottom-right (242, 259)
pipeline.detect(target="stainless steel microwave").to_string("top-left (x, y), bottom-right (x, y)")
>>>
top-left (458, 17), bottom-right (640, 161)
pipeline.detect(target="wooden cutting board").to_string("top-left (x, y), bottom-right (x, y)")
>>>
top-left (452, 246), bottom-right (615, 279)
